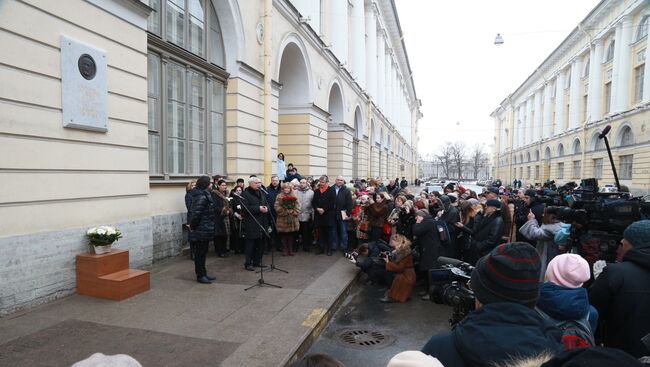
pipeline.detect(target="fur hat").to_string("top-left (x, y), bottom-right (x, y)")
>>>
top-left (470, 242), bottom-right (541, 307)
top-left (545, 254), bottom-right (590, 288)
top-left (387, 351), bottom-right (444, 367)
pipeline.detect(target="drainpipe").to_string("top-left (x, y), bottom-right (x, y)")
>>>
top-left (263, 0), bottom-right (273, 183)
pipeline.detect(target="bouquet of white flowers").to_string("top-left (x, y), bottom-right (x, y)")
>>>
top-left (86, 226), bottom-right (122, 246)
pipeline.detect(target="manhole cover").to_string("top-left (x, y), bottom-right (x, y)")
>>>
top-left (335, 328), bottom-right (395, 350)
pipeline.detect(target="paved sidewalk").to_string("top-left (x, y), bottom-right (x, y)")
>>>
top-left (0, 251), bottom-right (358, 367)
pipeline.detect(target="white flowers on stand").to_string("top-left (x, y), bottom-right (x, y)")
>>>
top-left (86, 225), bottom-right (122, 250)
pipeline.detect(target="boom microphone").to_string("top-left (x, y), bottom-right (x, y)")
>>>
top-left (598, 125), bottom-right (611, 139)
top-left (437, 256), bottom-right (465, 267)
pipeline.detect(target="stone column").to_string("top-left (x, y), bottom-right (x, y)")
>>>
top-left (554, 71), bottom-right (565, 135)
top-left (365, 4), bottom-right (377, 99)
top-left (534, 89), bottom-right (543, 140)
top-left (543, 83), bottom-right (553, 138)
top-left (613, 16), bottom-right (632, 113)
top-left (643, 36), bottom-right (650, 103)
top-left (328, 0), bottom-right (348, 66)
top-left (376, 31), bottom-right (385, 109)
top-left (384, 50), bottom-right (392, 116)
top-left (513, 107), bottom-right (520, 148)
top-left (588, 39), bottom-right (603, 121)
top-left (569, 59), bottom-right (582, 129)
top-left (525, 98), bottom-right (533, 144)
top-left (351, 0), bottom-right (365, 87)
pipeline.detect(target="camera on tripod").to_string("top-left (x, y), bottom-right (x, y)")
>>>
top-left (428, 256), bottom-right (476, 326)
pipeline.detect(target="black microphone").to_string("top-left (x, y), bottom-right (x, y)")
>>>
top-left (259, 187), bottom-right (269, 195)
top-left (598, 125), bottom-right (611, 139)
top-left (233, 192), bottom-right (246, 201)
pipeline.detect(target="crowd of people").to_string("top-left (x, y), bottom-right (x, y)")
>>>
top-left (184, 157), bottom-right (650, 366)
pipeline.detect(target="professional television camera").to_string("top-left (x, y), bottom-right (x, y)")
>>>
top-left (428, 256), bottom-right (475, 326)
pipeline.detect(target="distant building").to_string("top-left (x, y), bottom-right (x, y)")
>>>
top-left (0, 0), bottom-right (420, 315)
top-left (492, 0), bottom-right (649, 194)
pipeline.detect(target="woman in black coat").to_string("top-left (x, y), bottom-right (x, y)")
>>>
top-left (229, 185), bottom-right (245, 254)
top-left (212, 179), bottom-right (232, 257)
top-left (189, 175), bottom-right (216, 284)
top-left (412, 209), bottom-right (443, 300)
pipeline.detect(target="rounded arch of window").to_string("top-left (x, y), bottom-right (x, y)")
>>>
top-left (605, 40), bottom-right (615, 62)
top-left (557, 143), bottom-right (565, 157)
top-left (616, 124), bottom-right (635, 147)
top-left (534, 150), bottom-right (540, 161)
top-left (572, 138), bottom-right (582, 155)
top-left (526, 152), bottom-right (531, 162)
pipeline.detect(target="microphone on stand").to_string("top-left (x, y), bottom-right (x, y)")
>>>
top-left (233, 192), bottom-right (246, 201)
top-left (260, 187), bottom-right (269, 195)
top-left (598, 125), bottom-right (611, 139)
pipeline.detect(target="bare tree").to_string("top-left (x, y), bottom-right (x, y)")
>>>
top-left (469, 145), bottom-right (489, 179)
top-left (450, 141), bottom-right (466, 180)
top-left (435, 142), bottom-right (453, 179)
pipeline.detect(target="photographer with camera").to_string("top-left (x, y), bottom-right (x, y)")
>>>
top-left (589, 220), bottom-right (650, 358)
top-left (421, 242), bottom-right (563, 366)
top-left (380, 234), bottom-right (417, 303)
top-left (514, 189), bottom-right (545, 245)
top-left (519, 205), bottom-right (563, 280)
top-left (347, 240), bottom-right (393, 287)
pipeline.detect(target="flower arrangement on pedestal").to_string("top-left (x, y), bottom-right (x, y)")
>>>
top-left (86, 226), bottom-right (122, 254)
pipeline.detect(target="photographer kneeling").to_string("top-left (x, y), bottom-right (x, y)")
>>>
top-left (422, 242), bottom-right (563, 367)
top-left (348, 240), bottom-right (393, 287)
top-left (380, 234), bottom-right (416, 303)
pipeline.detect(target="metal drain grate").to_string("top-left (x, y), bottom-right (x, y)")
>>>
top-left (335, 328), bottom-right (395, 350)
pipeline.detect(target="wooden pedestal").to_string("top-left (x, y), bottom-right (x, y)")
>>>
top-left (76, 249), bottom-right (150, 301)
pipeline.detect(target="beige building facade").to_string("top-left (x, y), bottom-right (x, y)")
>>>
top-left (0, 0), bottom-right (419, 315)
top-left (492, 0), bottom-right (650, 195)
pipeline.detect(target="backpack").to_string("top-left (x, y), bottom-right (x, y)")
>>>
top-left (536, 308), bottom-right (595, 350)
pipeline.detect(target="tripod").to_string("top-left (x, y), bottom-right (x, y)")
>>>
top-left (237, 191), bottom-right (282, 291)
top-left (259, 191), bottom-right (288, 274)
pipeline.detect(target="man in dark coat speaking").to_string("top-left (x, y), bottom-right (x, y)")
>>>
top-left (241, 176), bottom-right (269, 271)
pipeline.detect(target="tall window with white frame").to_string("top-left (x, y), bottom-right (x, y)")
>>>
top-left (557, 162), bottom-right (564, 179)
top-left (572, 160), bottom-right (581, 179)
top-left (593, 158), bottom-right (603, 179)
top-left (146, 0), bottom-right (227, 178)
top-left (620, 155), bottom-right (633, 180)
top-left (634, 62), bottom-right (645, 104)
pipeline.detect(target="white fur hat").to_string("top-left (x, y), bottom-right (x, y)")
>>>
top-left (387, 351), bottom-right (444, 367)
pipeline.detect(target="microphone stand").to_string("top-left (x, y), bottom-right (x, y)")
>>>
top-left (260, 187), bottom-right (288, 274)
top-left (236, 192), bottom-right (281, 291)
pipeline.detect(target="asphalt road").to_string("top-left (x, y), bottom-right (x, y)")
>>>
top-left (306, 278), bottom-right (451, 366)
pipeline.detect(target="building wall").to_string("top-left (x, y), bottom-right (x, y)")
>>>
top-left (492, 0), bottom-right (650, 195)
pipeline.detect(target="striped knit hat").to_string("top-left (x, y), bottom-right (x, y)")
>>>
top-left (470, 242), bottom-right (541, 308)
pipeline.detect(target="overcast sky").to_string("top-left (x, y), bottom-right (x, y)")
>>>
top-left (395, 0), bottom-right (602, 159)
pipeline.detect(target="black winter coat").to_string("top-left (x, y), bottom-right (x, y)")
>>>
top-left (241, 186), bottom-right (270, 239)
top-left (422, 302), bottom-right (563, 367)
top-left (438, 205), bottom-right (460, 259)
top-left (465, 211), bottom-right (504, 256)
top-left (589, 246), bottom-right (650, 357)
top-left (333, 185), bottom-right (353, 221)
top-left (312, 186), bottom-right (336, 227)
top-left (515, 200), bottom-right (545, 243)
top-left (188, 188), bottom-right (216, 242)
top-left (413, 216), bottom-right (443, 271)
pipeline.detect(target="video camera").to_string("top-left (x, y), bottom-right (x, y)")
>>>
top-left (428, 256), bottom-right (475, 326)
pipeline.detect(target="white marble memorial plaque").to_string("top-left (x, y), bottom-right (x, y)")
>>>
top-left (61, 35), bottom-right (108, 132)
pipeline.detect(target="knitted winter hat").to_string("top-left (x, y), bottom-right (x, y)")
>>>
top-left (470, 242), bottom-right (541, 307)
top-left (415, 209), bottom-right (430, 218)
top-left (467, 198), bottom-right (479, 206)
top-left (387, 351), bottom-right (444, 367)
top-left (545, 254), bottom-right (590, 288)
top-left (485, 199), bottom-right (501, 208)
top-left (623, 220), bottom-right (650, 249)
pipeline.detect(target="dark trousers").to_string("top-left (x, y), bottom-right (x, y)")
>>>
top-left (214, 235), bottom-right (227, 255)
top-left (193, 240), bottom-right (209, 279)
top-left (317, 225), bottom-right (332, 252)
top-left (369, 226), bottom-right (383, 242)
top-left (245, 238), bottom-right (263, 266)
top-left (299, 221), bottom-right (312, 251)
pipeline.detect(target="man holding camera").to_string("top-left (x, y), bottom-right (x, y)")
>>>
top-left (422, 242), bottom-right (563, 366)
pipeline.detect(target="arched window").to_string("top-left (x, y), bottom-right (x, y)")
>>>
top-left (544, 147), bottom-right (551, 161)
top-left (519, 153), bottom-right (524, 164)
top-left (583, 58), bottom-right (590, 78)
top-left (605, 40), bottom-right (615, 62)
top-left (591, 133), bottom-right (604, 151)
top-left (557, 144), bottom-right (565, 157)
top-left (526, 152), bottom-right (531, 162)
top-left (572, 139), bottom-right (582, 155)
top-left (534, 150), bottom-right (540, 161)
top-left (146, 0), bottom-right (229, 177)
top-left (636, 15), bottom-right (649, 42)
top-left (618, 126), bottom-right (634, 146)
